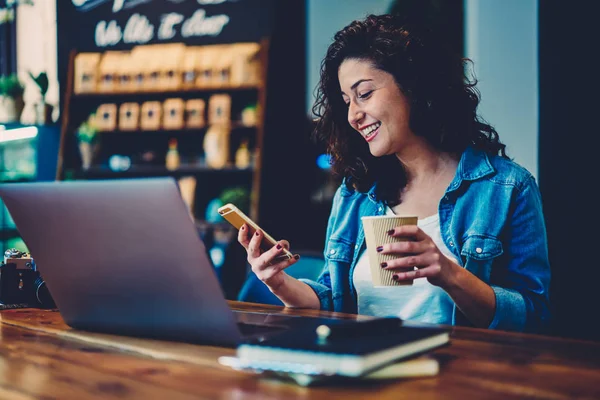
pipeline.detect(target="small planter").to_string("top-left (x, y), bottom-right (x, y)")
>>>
top-left (0, 95), bottom-right (25, 123)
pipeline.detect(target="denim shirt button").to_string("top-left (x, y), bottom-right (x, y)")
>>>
top-left (449, 241), bottom-right (454, 247)
top-left (329, 249), bottom-right (336, 255)
top-left (354, 245), bottom-right (359, 250)
top-left (476, 247), bottom-right (483, 254)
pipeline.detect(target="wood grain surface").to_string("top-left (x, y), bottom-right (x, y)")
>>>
top-left (0, 301), bottom-right (598, 400)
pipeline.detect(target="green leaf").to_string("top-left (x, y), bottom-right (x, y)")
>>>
top-left (0, 74), bottom-right (24, 98)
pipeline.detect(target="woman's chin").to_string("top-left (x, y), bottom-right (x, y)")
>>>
top-left (368, 144), bottom-right (387, 158)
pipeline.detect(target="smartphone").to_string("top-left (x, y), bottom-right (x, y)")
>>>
top-left (217, 203), bottom-right (294, 262)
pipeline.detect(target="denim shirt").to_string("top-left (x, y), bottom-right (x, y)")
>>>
top-left (300, 147), bottom-right (551, 333)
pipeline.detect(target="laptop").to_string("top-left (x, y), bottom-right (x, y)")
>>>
top-left (0, 177), bottom-right (335, 347)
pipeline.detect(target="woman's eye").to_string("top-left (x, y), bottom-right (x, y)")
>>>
top-left (358, 90), bottom-right (373, 99)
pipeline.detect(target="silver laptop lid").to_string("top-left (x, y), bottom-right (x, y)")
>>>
top-left (0, 177), bottom-right (243, 346)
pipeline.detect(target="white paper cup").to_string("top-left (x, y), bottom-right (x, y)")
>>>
top-left (362, 215), bottom-right (418, 286)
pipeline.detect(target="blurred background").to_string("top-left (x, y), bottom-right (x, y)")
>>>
top-left (1, 0), bottom-right (598, 341)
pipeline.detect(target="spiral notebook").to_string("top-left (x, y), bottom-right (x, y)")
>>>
top-left (236, 317), bottom-right (450, 377)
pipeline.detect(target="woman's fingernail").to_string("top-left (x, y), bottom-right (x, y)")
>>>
top-left (276, 244), bottom-right (282, 250)
top-left (376, 246), bottom-right (383, 252)
top-left (392, 275), bottom-right (399, 281)
top-left (255, 231), bottom-right (259, 236)
top-left (380, 262), bottom-right (387, 268)
top-left (241, 225), bottom-right (245, 230)
top-left (294, 254), bottom-right (300, 260)
top-left (387, 229), bottom-right (394, 236)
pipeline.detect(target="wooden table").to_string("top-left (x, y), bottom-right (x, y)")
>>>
top-left (0, 301), bottom-right (599, 400)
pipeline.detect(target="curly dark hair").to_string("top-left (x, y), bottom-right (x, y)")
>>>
top-left (312, 14), bottom-right (507, 206)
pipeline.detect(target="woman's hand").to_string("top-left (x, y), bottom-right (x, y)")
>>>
top-left (378, 225), bottom-right (460, 288)
top-left (237, 223), bottom-right (299, 291)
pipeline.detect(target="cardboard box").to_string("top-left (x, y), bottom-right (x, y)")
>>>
top-left (207, 94), bottom-right (231, 125)
top-left (119, 102), bottom-right (139, 130)
top-left (96, 103), bottom-right (118, 131)
top-left (181, 47), bottom-right (200, 89)
top-left (140, 101), bottom-right (162, 130)
top-left (129, 46), bottom-right (147, 91)
top-left (196, 45), bottom-right (226, 88)
top-left (213, 48), bottom-right (234, 87)
top-left (163, 98), bottom-right (185, 130)
top-left (74, 53), bottom-right (101, 93)
top-left (230, 43), bottom-right (261, 87)
top-left (116, 52), bottom-right (136, 92)
top-left (160, 44), bottom-right (186, 90)
top-left (132, 46), bottom-right (160, 91)
top-left (98, 51), bottom-right (128, 93)
top-left (185, 99), bottom-right (206, 128)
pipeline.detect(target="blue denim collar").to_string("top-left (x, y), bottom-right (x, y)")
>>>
top-left (448, 146), bottom-right (496, 192)
top-left (343, 147), bottom-right (496, 203)
top-left (361, 146), bottom-right (496, 201)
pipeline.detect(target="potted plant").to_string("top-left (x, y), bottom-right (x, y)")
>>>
top-left (76, 113), bottom-right (99, 170)
top-left (0, 74), bottom-right (25, 123)
top-left (28, 71), bottom-right (53, 124)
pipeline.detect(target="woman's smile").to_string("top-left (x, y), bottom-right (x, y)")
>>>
top-left (360, 122), bottom-right (381, 142)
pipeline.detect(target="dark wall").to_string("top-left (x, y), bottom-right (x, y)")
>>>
top-left (388, 0), bottom-right (464, 56)
top-left (539, 1), bottom-right (600, 341)
top-left (257, 0), bottom-right (313, 250)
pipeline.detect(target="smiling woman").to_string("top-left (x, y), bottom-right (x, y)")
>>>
top-left (338, 59), bottom-right (412, 157)
top-left (236, 14), bottom-right (551, 334)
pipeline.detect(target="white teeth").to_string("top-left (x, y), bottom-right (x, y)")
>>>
top-left (361, 123), bottom-right (381, 137)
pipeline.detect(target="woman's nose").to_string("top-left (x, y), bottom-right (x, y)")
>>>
top-left (348, 103), bottom-right (364, 126)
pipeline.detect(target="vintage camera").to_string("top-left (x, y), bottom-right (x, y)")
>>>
top-left (0, 248), bottom-right (56, 308)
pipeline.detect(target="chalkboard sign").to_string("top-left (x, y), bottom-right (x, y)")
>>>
top-left (57, 0), bottom-right (275, 51)
top-left (56, 0), bottom-right (276, 118)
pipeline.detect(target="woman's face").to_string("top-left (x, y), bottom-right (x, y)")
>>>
top-left (338, 58), bottom-right (415, 157)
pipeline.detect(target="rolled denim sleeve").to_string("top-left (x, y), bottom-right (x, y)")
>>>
top-left (488, 176), bottom-right (551, 332)
top-left (488, 286), bottom-right (527, 331)
top-left (299, 278), bottom-right (333, 311)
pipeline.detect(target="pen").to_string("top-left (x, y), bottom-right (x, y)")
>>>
top-left (315, 317), bottom-right (403, 341)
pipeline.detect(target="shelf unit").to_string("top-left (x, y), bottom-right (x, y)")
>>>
top-left (73, 164), bottom-right (253, 180)
top-left (56, 40), bottom-right (269, 221)
top-left (70, 85), bottom-right (260, 98)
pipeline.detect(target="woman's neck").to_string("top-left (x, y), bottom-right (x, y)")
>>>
top-left (395, 145), bottom-right (459, 185)
top-left (392, 146), bottom-right (459, 216)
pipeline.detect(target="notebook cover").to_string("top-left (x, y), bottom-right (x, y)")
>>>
top-left (241, 323), bottom-right (448, 355)
top-left (236, 318), bottom-right (450, 376)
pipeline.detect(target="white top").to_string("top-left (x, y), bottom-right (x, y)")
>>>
top-left (352, 207), bottom-right (456, 324)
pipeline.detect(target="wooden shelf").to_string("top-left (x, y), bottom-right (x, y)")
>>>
top-left (71, 85), bottom-right (260, 101)
top-left (58, 40), bottom-right (270, 222)
top-left (71, 164), bottom-right (254, 180)
top-left (95, 124), bottom-right (257, 135)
